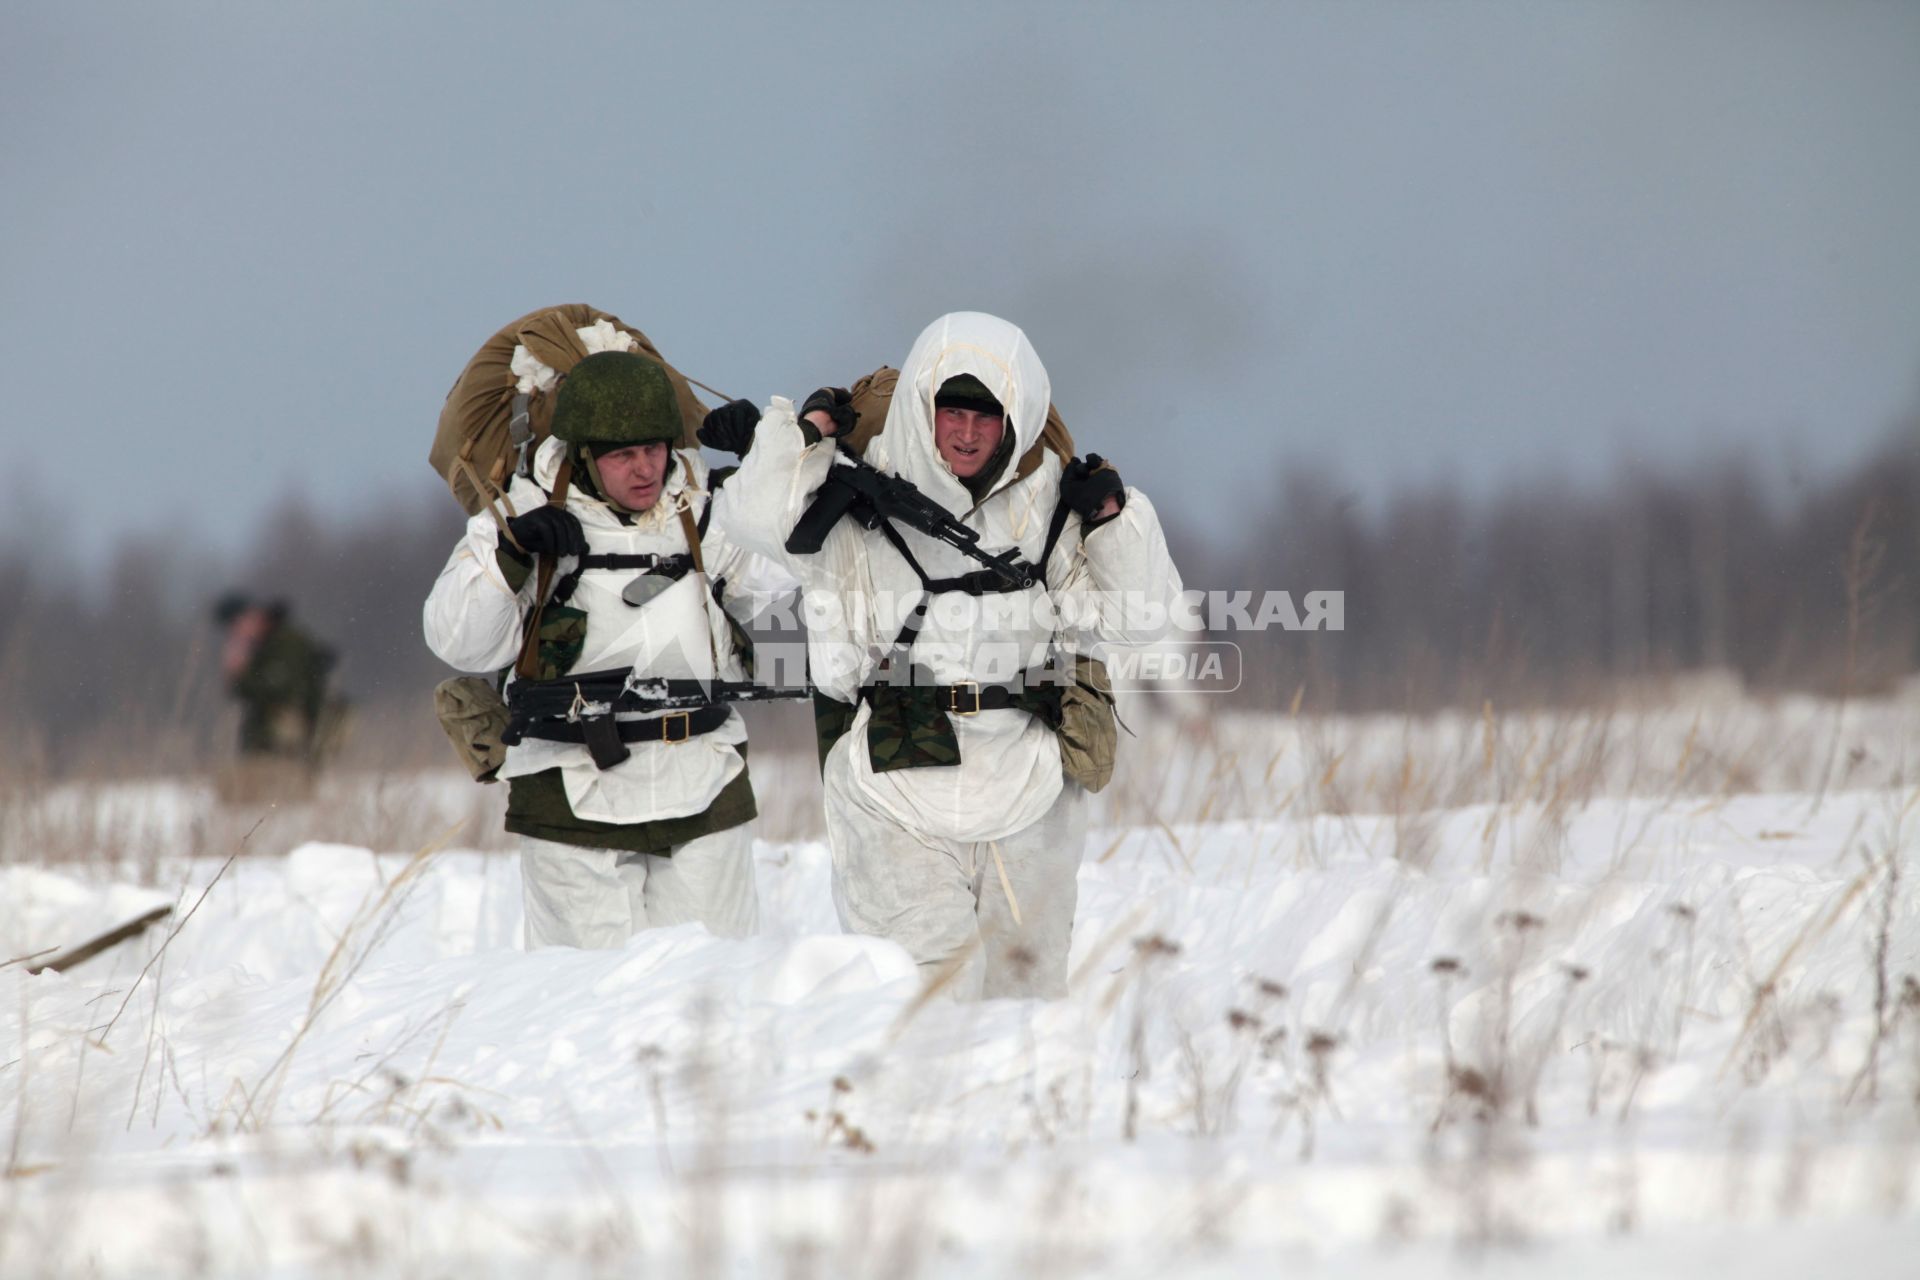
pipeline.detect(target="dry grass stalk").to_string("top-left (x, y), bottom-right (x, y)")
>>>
top-left (234, 823), bottom-right (458, 1129)
top-left (95, 839), bottom-right (249, 1047)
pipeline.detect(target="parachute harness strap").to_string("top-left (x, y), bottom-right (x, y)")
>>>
top-left (513, 457), bottom-right (574, 681)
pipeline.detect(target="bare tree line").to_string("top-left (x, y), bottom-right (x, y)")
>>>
top-left (1, 429), bottom-right (1913, 777)
top-left (1202, 429), bottom-right (1919, 711)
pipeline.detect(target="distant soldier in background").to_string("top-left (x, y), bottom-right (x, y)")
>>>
top-left (210, 595), bottom-right (344, 801)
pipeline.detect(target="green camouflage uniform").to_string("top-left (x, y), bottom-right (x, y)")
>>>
top-left (232, 622), bottom-right (334, 758)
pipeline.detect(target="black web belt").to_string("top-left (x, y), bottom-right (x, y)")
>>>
top-left (858, 669), bottom-right (1066, 727)
top-left (513, 703), bottom-right (730, 768)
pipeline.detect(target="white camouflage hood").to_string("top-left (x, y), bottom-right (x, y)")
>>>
top-left (870, 312), bottom-right (1051, 518)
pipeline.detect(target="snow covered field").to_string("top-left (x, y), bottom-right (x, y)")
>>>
top-left (4, 698), bottom-right (1919, 1276)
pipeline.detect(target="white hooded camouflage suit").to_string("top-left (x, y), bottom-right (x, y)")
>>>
top-left (720, 312), bottom-right (1183, 998)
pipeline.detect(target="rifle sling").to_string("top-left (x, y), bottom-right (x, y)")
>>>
top-left (873, 517), bottom-right (1044, 652)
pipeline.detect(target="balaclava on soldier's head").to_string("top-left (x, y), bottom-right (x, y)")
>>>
top-left (934, 374), bottom-right (1015, 501)
top-left (549, 351), bottom-right (683, 514)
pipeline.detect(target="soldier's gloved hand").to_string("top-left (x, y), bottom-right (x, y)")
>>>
top-left (1060, 453), bottom-right (1126, 526)
top-left (698, 399), bottom-right (762, 456)
top-left (503, 504), bottom-right (587, 560)
top-left (799, 387), bottom-right (857, 438)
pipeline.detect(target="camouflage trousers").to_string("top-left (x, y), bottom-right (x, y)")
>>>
top-left (519, 825), bottom-right (759, 949)
top-left (822, 741), bottom-right (1088, 1000)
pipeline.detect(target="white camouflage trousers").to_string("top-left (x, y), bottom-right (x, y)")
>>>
top-left (823, 754), bottom-right (1089, 1001)
top-left (519, 825), bottom-right (759, 949)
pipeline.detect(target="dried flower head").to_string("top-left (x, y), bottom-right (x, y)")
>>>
top-left (1448, 1065), bottom-right (1492, 1100)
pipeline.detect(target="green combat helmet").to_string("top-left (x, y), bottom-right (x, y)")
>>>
top-left (550, 351), bottom-right (682, 448)
top-left (549, 351), bottom-right (683, 514)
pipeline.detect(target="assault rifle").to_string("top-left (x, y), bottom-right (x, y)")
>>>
top-left (784, 448), bottom-right (1035, 590)
top-left (503, 670), bottom-right (813, 768)
top-left (502, 670), bottom-right (813, 747)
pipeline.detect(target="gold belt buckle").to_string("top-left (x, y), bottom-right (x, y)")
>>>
top-left (948, 681), bottom-right (981, 716)
top-left (661, 711), bottom-right (692, 744)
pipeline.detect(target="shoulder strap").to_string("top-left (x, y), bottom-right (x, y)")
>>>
top-left (875, 518), bottom-right (932, 588)
top-left (676, 501), bottom-right (706, 576)
top-left (1039, 489), bottom-right (1074, 589)
top-left (513, 457), bottom-right (573, 681)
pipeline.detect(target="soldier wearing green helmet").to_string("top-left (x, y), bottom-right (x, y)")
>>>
top-left (424, 349), bottom-right (790, 949)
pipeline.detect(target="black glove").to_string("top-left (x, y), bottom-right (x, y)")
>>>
top-left (1059, 453), bottom-right (1126, 525)
top-left (503, 504), bottom-right (587, 560)
top-left (698, 399), bottom-right (761, 456)
top-left (799, 386), bottom-right (858, 438)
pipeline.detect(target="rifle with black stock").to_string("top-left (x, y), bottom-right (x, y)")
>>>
top-left (501, 669), bottom-right (813, 769)
top-left (503, 670), bottom-right (810, 741)
top-left (783, 445), bottom-right (1035, 590)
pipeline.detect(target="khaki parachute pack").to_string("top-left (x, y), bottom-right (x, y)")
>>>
top-left (429, 303), bottom-right (710, 518)
top-left (824, 368), bottom-right (1120, 793)
top-left (429, 305), bottom-right (713, 779)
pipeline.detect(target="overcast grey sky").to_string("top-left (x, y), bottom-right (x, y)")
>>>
top-left (5, 1), bottom-right (1917, 571)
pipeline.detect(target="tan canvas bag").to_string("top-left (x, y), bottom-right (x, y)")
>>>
top-left (430, 303), bottom-right (710, 517)
top-left (432, 676), bottom-right (510, 782)
top-left (1056, 654), bottom-right (1119, 793)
